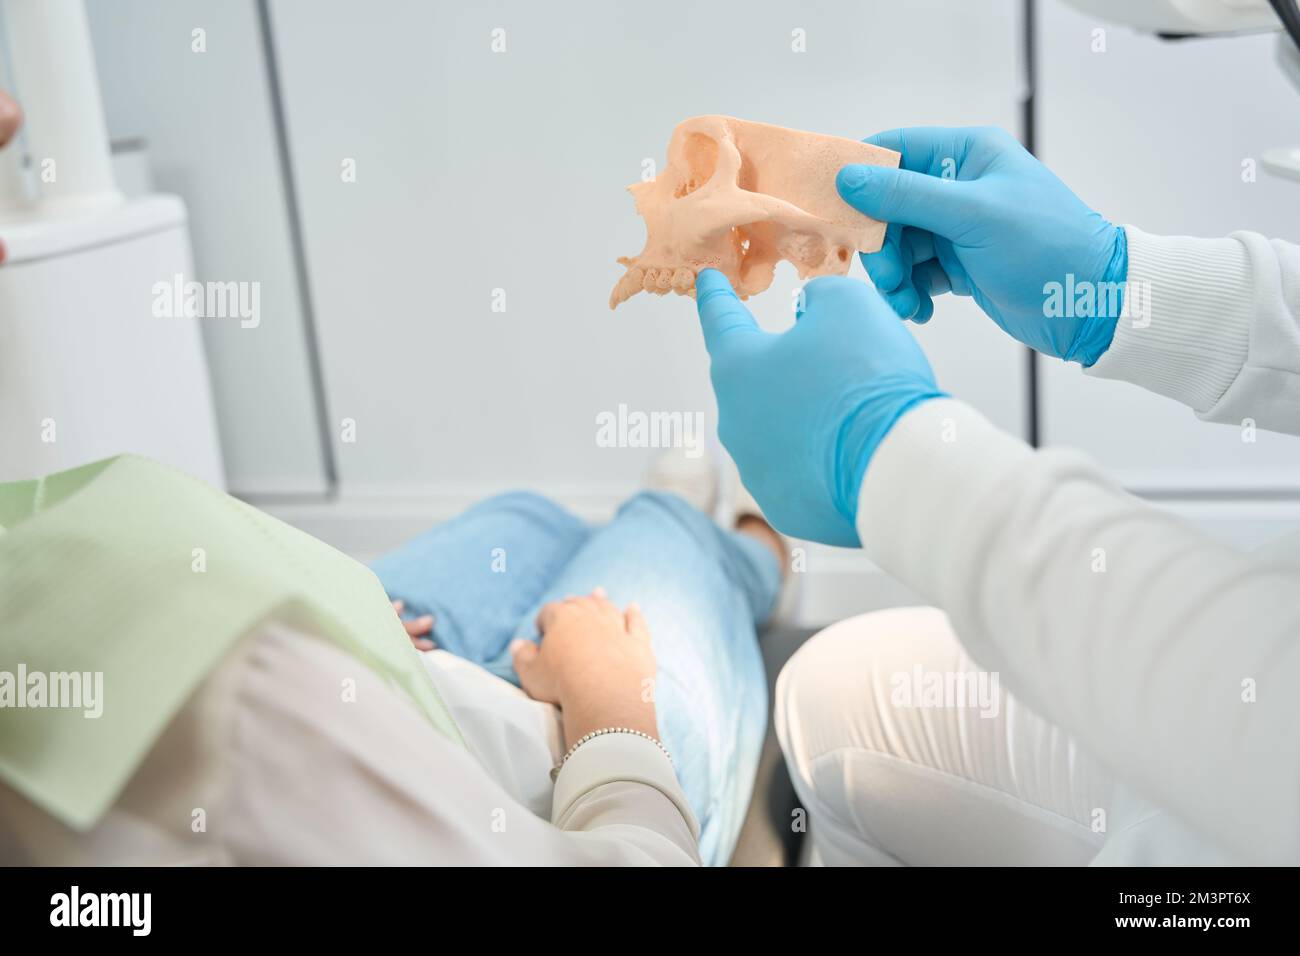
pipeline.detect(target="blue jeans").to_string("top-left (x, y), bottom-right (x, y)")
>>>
top-left (370, 491), bottom-right (780, 866)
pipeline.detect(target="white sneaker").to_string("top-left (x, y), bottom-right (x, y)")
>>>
top-left (642, 447), bottom-right (719, 515)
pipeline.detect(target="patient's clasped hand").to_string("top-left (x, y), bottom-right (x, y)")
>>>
top-left (507, 589), bottom-right (658, 751)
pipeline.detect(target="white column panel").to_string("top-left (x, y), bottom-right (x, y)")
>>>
top-left (1037, 0), bottom-right (1300, 492)
top-left (269, 0), bottom-right (1029, 499)
top-left (86, 0), bottom-right (330, 494)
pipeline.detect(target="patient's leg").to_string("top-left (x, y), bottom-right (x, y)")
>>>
top-left (512, 490), bottom-right (783, 867)
top-left (370, 492), bottom-right (589, 682)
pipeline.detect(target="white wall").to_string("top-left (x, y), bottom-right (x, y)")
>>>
top-left (1038, 0), bottom-right (1300, 498)
top-left (79, 0), bottom-right (1300, 622)
top-left (267, 0), bottom-right (1029, 505)
top-left (87, 0), bottom-right (330, 494)
top-left (234, 0), bottom-right (1031, 624)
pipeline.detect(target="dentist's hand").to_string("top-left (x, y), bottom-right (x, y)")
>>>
top-left (0, 91), bottom-right (19, 148)
top-left (697, 270), bottom-right (946, 547)
top-left (0, 91), bottom-right (20, 267)
top-left (837, 126), bottom-right (1127, 366)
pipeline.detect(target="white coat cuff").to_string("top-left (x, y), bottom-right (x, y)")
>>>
top-left (550, 733), bottom-right (700, 840)
top-left (1085, 225), bottom-right (1252, 413)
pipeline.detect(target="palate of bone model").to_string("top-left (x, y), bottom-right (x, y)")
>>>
top-left (610, 115), bottom-right (901, 309)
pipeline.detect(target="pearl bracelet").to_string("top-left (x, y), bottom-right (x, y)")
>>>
top-left (550, 727), bottom-right (673, 782)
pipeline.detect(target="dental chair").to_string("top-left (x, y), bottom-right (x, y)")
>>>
top-left (728, 624), bottom-right (817, 866)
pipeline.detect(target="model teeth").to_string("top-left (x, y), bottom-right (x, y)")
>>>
top-left (608, 262), bottom-right (697, 309)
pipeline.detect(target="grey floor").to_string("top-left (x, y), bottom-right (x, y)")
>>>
top-left (728, 625), bottom-right (818, 867)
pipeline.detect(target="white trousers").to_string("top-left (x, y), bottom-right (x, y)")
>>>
top-left (775, 608), bottom-right (1117, 866)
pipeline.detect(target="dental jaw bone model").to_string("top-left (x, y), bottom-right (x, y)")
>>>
top-left (610, 115), bottom-right (900, 308)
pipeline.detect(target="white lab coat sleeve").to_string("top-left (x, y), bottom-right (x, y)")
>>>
top-left (219, 622), bottom-right (700, 865)
top-left (854, 398), bottom-right (1300, 865)
top-left (1086, 225), bottom-right (1300, 434)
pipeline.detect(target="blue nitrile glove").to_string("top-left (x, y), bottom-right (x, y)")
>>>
top-left (695, 269), bottom-right (947, 547)
top-left (837, 126), bottom-right (1128, 366)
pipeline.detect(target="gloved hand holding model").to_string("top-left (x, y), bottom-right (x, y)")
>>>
top-left (695, 269), bottom-right (945, 547)
top-left (836, 126), bottom-right (1127, 366)
top-left (693, 104), bottom-right (1300, 865)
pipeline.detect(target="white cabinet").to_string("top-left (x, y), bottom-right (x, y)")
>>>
top-left (0, 197), bottom-right (225, 487)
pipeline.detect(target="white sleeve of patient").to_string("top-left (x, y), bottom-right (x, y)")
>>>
top-left (215, 622), bottom-right (701, 865)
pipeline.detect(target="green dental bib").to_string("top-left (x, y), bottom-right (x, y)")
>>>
top-left (0, 455), bottom-right (464, 830)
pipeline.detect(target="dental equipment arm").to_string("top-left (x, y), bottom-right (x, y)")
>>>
top-left (1059, 0), bottom-right (1283, 35)
top-left (855, 398), bottom-right (1300, 865)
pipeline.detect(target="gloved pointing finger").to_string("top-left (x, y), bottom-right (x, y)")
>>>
top-left (694, 269), bottom-right (946, 546)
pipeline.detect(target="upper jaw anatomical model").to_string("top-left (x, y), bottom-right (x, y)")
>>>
top-left (609, 115), bottom-right (900, 309)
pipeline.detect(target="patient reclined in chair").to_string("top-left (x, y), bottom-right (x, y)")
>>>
top-left (0, 454), bottom-right (781, 866)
